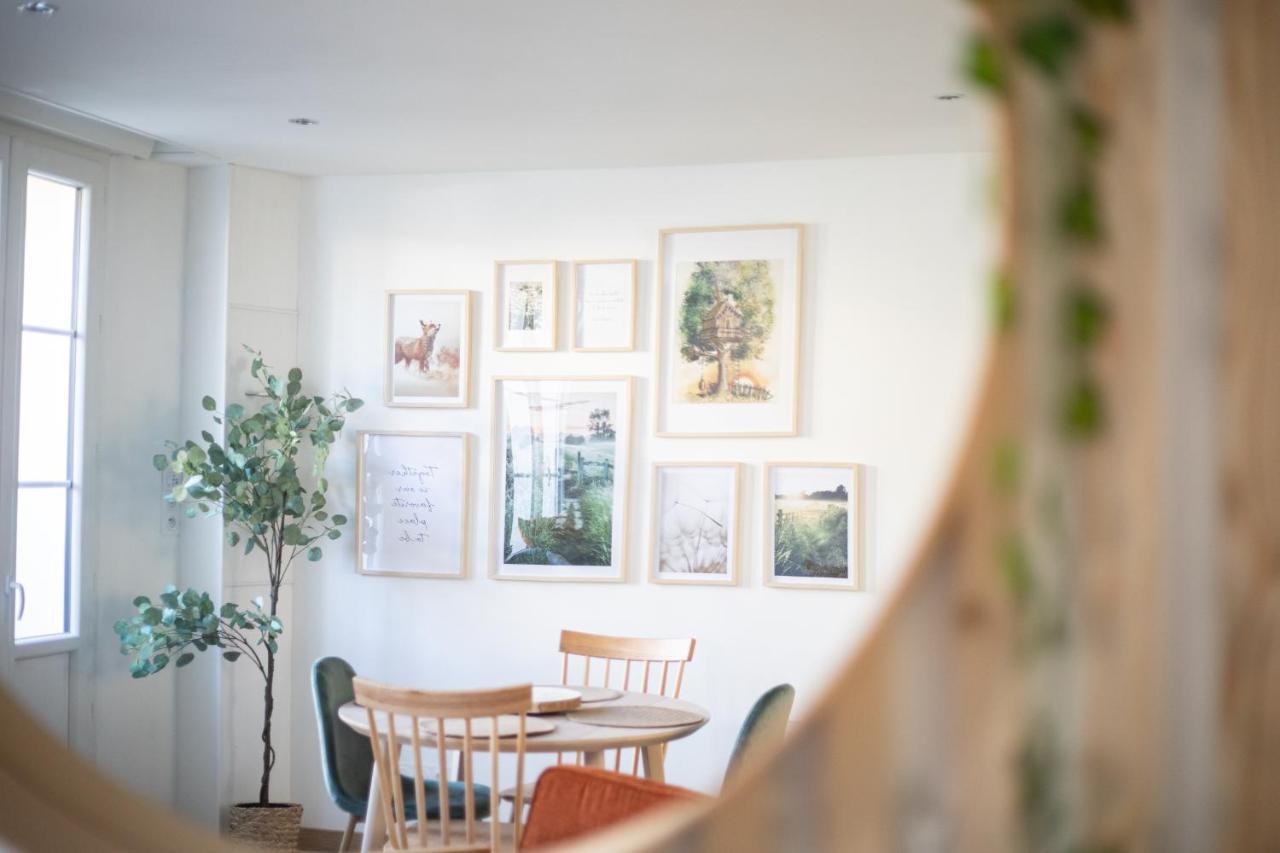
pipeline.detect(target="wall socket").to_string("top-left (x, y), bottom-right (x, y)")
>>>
top-left (161, 470), bottom-right (183, 536)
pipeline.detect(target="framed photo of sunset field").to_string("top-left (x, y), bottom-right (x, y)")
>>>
top-left (489, 376), bottom-right (633, 582)
top-left (763, 462), bottom-right (864, 591)
top-left (653, 224), bottom-right (804, 437)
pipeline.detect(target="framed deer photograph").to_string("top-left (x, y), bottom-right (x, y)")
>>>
top-left (385, 289), bottom-right (472, 407)
top-left (654, 224), bottom-right (804, 436)
top-left (490, 376), bottom-right (633, 582)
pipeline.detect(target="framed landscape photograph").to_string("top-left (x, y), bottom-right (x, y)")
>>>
top-left (357, 431), bottom-right (470, 579)
top-left (495, 260), bottom-right (558, 351)
top-left (490, 376), bottom-right (633, 582)
top-left (649, 462), bottom-right (742, 586)
top-left (572, 259), bottom-right (637, 351)
top-left (385, 289), bottom-right (471, 407)
top-left (654, 224), bottom-right (804, 436)
top-left (764, 462), bottom-right (863, 591)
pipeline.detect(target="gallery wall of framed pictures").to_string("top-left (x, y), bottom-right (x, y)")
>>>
top-left (356, 222), bottom-right (871, 592)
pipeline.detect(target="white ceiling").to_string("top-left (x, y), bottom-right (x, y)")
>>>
top-left (0, 0), bottom-right (988, 176)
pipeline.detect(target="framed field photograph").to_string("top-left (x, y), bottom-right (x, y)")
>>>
top-left (654, 224), bottom-right (804, 436)
top-left (356, 431), bottom-right (470, 579)
top-left (385, 290), bottom-right (472, 407)
top-left (572, 259), bottom-right (637, 351)
top-left (490, 376), bottom-right (633, 582)
top-left (763, 463), bottom-right (863, 591)
top-left (495, 260), bottom-right (558, 351)
top-left (648, 462), bottom-right (742, 586)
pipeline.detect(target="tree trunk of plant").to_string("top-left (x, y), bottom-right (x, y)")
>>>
top-left (259, 571), bottom-right (280, 805)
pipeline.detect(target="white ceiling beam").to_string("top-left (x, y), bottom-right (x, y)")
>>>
top-left (0, 85), bottom-right (156, 159)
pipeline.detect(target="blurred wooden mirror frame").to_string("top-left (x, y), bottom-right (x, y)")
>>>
top-left (1, 2), bottom-right (1276, 850)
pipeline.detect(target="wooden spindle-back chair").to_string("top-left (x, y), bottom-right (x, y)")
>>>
top-left (353, 678), bottom-right (533, 853)
top-left (558, 629), bottom-right (696, 774)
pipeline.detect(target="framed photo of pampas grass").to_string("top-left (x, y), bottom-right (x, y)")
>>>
top-left (764, 462), bottom-right (864, 591)
top-left (654, 224), bottom-right (804, 437)
top-left (648, 462), bottom-right (742, 586)
top-left (384, 290), bottom-right (472, 407)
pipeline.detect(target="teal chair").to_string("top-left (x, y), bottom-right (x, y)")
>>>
top-left (311, 657), bottom-right (492, 852)
top-left (723, 684), bottom-right (796, 788)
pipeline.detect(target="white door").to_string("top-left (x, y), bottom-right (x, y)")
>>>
top-left (0, 136), bottom-right (103, 746)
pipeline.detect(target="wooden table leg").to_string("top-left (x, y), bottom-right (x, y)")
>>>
top-left (360, 765), bottom-right (385, 853)
top-left (640, 744), bottom-right (665, 782)
top-left (582, 750), bottom-right (605, 768)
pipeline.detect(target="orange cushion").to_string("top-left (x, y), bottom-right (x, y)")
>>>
top-left (521, 766), bottom-right (707, 849)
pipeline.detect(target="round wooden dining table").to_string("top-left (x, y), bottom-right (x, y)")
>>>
top-left (339, 690), bottom-right (710, 852)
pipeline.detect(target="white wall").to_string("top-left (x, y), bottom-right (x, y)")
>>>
top-left (91, 154), bottom-right (188, 806)
top-left (288, 153), bottom-right (991, 828)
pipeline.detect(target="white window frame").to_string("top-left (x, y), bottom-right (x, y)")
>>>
top-left (0, 138), bottom-right (104, 661)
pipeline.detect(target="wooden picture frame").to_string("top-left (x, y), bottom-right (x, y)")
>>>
top-left (384, 289), bottom-right (472, 407)
top-left (494, 260), bottom-right (558, 351)
top-left (356, 431), bottom-right (470, 579)
top-left (653, 224), bottom-right (805, 437)
top-left (762, 462), bottom-right (864, 591)
top-left (489, 375), bottom-right (634, 583)
top-left (648, 461), bottom-right (742, 586)
top-left (572, 259), bottom-right (638, 352)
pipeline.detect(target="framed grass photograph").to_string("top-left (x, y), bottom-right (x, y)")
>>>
top-left (490, 376), bottom-right (633, 582)
top-left (385, 289), bottom-right (472, 407)
top-left (572, 259), bottom-right (637, 351)
top-left (495, 260), bottom-right (557, 351)
top-left (654, 224), bottom-right (804, 436)
top-left (763, 462), bottom-right (863, 591)
top-left (356, 431), bottom-right (470, 579)
top-left (648, 462), bottom-right (742, 586)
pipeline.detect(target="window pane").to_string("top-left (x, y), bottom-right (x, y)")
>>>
top-left (22, 175), bottom-right (79, 330)
top-left (14, 486), bottom-right (68, 640)
top-left (17, 331), bottom-right (72, 483)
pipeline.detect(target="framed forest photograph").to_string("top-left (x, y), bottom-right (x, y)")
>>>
top-left (654, 224), bottom-right (804, 436)
top-left (764, 462), bottom-right (863, 591)
top-left (495, 260), bottom-right (557, 351)
top-left (649, 462), bottom-right (742, 586)
top-left (490, 376), bottom-right (633, 582)
top-left (356, 431), bottom-right (470, 578)
top-left (385, 289), bottom-right (472, 407)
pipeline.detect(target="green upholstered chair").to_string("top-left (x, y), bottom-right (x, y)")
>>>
top-left (311, 657), bottom-right (492, 852)
top-left (723, 684), bottom-right (796, 788)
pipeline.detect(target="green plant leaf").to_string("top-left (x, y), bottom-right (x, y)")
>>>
top-left (222, 651), bottom-right (241, 662)
top-left (152, 454), bottom-right (168, 471)
top-left (331, 514), bottom-right (347, 526)
top-left (201, 395), bottom-right (216, 412)
top-left (1016, 13), bottom-right (1081, 79)
top-left (307, 546), bottom-right (323, 562)
top-left (964, 33), bottom-right (1006, 95)
top-left (176, 652), bottom-right (195, 668)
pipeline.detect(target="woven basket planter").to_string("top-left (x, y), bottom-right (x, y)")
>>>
top-left (227, 803), bottom-right (303, 852)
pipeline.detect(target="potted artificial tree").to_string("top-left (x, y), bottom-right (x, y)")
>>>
top-left (114, 351), bottom-right (362, 851)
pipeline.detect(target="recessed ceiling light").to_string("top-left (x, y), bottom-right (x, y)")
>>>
top-left (288, 117), bottom-right (319, 127)
top-left (16, 1), bottom-right (57, 14)
top-left (936, 94), bottom-right (964, 101)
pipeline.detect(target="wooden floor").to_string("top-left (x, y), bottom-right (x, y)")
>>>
top-left (299, 822), bottom-right (519, 852)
